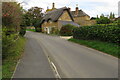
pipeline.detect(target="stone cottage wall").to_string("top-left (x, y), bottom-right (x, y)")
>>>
top-left (41, 21), bottom-right (58, 33)
top-left (58, 11), bottom-right (72, 21)
top-left (73, 16), bottom-right (96, 26)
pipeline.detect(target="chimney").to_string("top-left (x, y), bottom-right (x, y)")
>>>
top-left (68, 7), bottom-right (71, 11)
top-left (47, 6), bottom-right (49, 9)
top-left (75, 4), bottom-right (79, 16)
top-left (52, 2), bottom-right (55, 9)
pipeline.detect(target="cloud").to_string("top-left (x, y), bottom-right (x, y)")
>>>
top-left (17, 0), bottom-right (119, 17)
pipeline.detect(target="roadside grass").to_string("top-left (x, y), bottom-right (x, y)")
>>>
top-left (2, 37), bottom-right (26, 79)
top-left (26, 29), bottom-right (35, 32)
top-left (68, 38), bottom-right (120, 58)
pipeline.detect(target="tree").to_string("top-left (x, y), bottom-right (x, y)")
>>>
top-left (109, 12), bottom-right (113, 19)
top-left (2, 2), bottom-right (25, 59)
top-left (97, 14), bottom-right (110, 24)
top-left (24, 7), bottom-right (43, 32)
top-left (112, 13), bottom-right (115, 19)
top-left (27, 7), bottom-right (43, 26)
top-left (2, 2), bottom-right (23, 32)
top-left (100, 14), bottom-right (104, 18)
top-left (109, 12), bottom-right (115, 19)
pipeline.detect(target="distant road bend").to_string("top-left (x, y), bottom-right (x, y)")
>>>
top-left (14, 31), bottom-right (118, 78)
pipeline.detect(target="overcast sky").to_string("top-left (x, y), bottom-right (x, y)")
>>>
top-left (16, 0), bottom-right (120, 17)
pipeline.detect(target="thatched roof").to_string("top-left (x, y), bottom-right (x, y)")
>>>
top-left (41, 7), bottom-right (74, 23)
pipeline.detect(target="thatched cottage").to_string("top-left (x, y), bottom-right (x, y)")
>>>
top-left (41, 7), bottom-right (79, 34)
top-left (41, 3), bottom-right (96, 34)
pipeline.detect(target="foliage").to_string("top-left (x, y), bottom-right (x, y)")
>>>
top-left (3, 37), bottom-right (26, 78)
top-left (118, 17), bottom-right (120, 27)
top-left (51, 27), bottom-right (59, 35)
top-left (96, 12), bottom-right (116, 24)
top-left (34, 20), bottom-right (42, 32)
top-left (22, 11), bottom-right (32, 26)
top-left (26, 29), bottom-right (35, 32)
top-left (69, 38), bottom-right (120, 58)
top-left (60, 24), bottom-right (76, 36)
top-left (2, 28), bottom-right (17, 59)
top-left (22, 7), bottom-right (43, 32)
top-left (2, 2), bottom-right (26, 78)
top-left (25, 7), bottom-right (43, 26)
top-left (73, 25), bottom-right (120, 44)
top-left (109, 12), bottom-right (115, 19)
top-left (96, 17), bottom-right (111, 24)
top-left (2, 2), bottom-right (23, 32)
top-left (19, 26), bottom-right (26, 36)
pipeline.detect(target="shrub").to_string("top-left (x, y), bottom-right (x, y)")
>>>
top-left (51, 27), bottom-right (59, 35)
top-left (19, 26), bottom-right (26, 36)
top-left (96, 17), bottom-right (111, 24)
top-left (34, 20), bottom-right (42, 32)
top-left (60, 24), bottom-right (76, 36)
top-left (2, 28), bottom-right (15, 59)
top-left (73, 25), bottom-right (120, 44)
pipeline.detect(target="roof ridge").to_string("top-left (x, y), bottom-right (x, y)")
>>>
top-left (46, 7), bottom-right (68, 14)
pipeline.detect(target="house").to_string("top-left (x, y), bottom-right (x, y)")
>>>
top-left (41, 7), bottom-right (79, 34)
top-left (70, 5), bottom-right (96, 26)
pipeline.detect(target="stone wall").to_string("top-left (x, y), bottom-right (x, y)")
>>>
top-left (82, 20), bottom-right (96, 26)
top-left (74, 16), bottom-right (96, 26)
top-left (42, 10), bottom-right (73, 33)
top-left (41, 21), bottom-right (58, 33)
top-left (58, 11), bottom-right (72, 21)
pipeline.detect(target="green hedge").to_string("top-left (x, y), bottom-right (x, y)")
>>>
top-left (2, 28), bottom-right (16, 59)
top-left (19, 26), bottom-right (26, 36)
top-left (60, 24), bottom-right (76, 36)
top-left (73, 25), bottom-right (120, 44)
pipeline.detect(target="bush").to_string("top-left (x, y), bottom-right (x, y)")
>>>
top-left (60, 24), bottom-right (76, 36)
top-left (19, 26), bottom-right (26, 36)
top-left (51, 27), bottom-right (59, 35)
top-left (2, 28), bottom-right (15, 59)
top-left (35, 27), bottom-right (41, 32)
top-left (34, 20), bottom-right (42, 32)
top-left (96, 17), bottom-right (111, 24)
top-left (73, 25), bottom-right (120, 44)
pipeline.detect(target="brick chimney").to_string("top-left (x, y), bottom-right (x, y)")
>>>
top-left (75, 4), bottom-right (79, 16)
top-left (52, 2), bottom-right (55, 9)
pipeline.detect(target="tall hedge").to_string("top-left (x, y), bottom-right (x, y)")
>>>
top-left (73, 25), bottom-right (120, 44)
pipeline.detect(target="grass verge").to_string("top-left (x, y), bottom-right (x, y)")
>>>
top-left (2, 36), bottom-right (26, 79)
top-left (68, 38), bottom-right (119, 58)
top-left (26, 29), bottom-right (35, 32)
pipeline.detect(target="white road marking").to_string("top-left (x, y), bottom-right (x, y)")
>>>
top-left (47, 56), bottom-right (61, 80)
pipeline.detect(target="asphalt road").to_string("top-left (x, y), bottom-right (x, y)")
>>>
top-left (14, 31), bottom-right (118, 78)
top-left (13, 32), bottom-right (55, 78)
